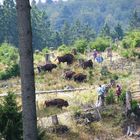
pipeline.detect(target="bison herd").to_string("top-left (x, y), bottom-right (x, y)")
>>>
top-left (37, 53), bottom-right (94, 82)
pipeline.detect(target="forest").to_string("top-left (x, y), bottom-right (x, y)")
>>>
top-left (0, 0), bottom-right (140, 140)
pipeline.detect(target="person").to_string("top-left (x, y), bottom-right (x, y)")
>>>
top-left (93, 49), bottom-right (98, 60)
top-left (97, 85), bottom-right (105, 106)
top-left (116, 84), bottom-right (122, 101)
top-left (95, 53), bottom-right (104, 64)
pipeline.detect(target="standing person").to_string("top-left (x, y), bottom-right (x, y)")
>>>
top-left (97, 85), bottom-right (104, 106)
top-left (93, 49), bottom-right (98, 60)
top-left (116, 84), bottom-right (122, 101)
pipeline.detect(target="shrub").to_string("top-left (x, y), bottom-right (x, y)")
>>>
top-left (105, 89), bottom-right (115, 105)
top-left (42, 47), bottom-right (49, 54)
top-left (122, 31), bottom-right (140, 49)
top-left (0, 63), bottom-right (20, 80)
top-left (100, 66), bottom-right (110, 76)
top-left (0, 43), bottom-right (18, 65)
top-left (131, 100), bottom-right (138, 111)
top-left (119, 90), bottom-right (126, 105)
top-left (57, 44), bottom-right (71, 53)
top-left (74, 39), bottom-right (88, 53)
top-left (90, 37), bottom-right (110, 52)
top-left (0, 92), bottom-right (22, 140)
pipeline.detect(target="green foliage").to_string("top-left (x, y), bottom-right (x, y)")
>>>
top-left (90, 37), bottom-right (110, 51)
top-left (44, 0), bottom-right (138, 34)
top-left (42, 47), bottom-right (49, 54)
top-left (37, 127), bottom-right (46, 140)
top-left (122, 31), bottom-right (140, 49)
top-left (129, 10), bottom-right (140, 30)
top-left (131, 100), bottom-right (138, 111)
top-left (74, 39), bottom-right (87, 53)
top-left (0, 43), bottom-right (18, 65)
top-left (0, 63), bottom-right (20, 80)
top-left (57, 44), bottom-right (71, 53)
top-left (100, 66), bottom-right (110, 76)
top-left (0, 92), bottom-right (22, 140)
top-left (119, 90), bottom-right (126, 104)
top-left (105, 89), bottom-right (115, 105)
top-left (120, 49), bottom-right (134, 58)
top-left (112, 24), bottom-right (124, 40)
top-left (100, 23), bottom-right (111, 37)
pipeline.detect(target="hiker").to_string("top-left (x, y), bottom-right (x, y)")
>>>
top-left (116, 84), bottom-right (122, 101)
top-left (95, 53), bottom-right (104, 64)
top-left (97, 85), bottom-right (105, 106)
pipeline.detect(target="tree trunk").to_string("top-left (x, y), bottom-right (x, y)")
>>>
top-left (16, 0), bottom-right (37, 140)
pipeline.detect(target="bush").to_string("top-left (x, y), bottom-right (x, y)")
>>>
top-left (119, 90), bottom-right (126, 104)
top-left (0, 63), bottom-right (20, 80)
top-left (0, 43), bottom-right (18, 65)
top-left (131, 100), bottom-right (138, 111)
top-left (105, 89), bottom-right (115, 105)
top-left (0, 92), bottom-right (22, 140)
top-left (122, 31), bottom-right (140, 49)
top-left (57, 44), bottom-right (71, 53)
top-left (42, 47), bottom-right (49, 54)
top-left (74, 39), bottom-right (88, 53)
top-left (100, 66), bottom-right (110, 76)
top-left (90, 37), bottom-right (110, 52)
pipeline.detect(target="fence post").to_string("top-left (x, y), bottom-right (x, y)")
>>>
top-left (45, 53), bottom-right (51, 63)
top-left (125, 91), bottom-right (132, 116)
top-left (51, 115), bottom-right (59, 125)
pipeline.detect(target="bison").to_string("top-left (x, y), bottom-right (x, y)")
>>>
top-left (57, 53), bottom-right (74, 65)
top-left (44, 99), bottom-right (69, 109)
top-left (73, 73), bottom-right (87, 82)
top-left (82, 60), bottom-right (93, 69)
top-left (37, 63), bottom-right (57, 73)
top-left (64, 71), bottom-right (76, 80)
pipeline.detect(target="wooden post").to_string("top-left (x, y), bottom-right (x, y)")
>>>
top-left (125, 91), bottom-right (132, 116)
top-left (51, 115), bottom-right (59, 125)
top-left (45, 53), bottom-right (50, 63)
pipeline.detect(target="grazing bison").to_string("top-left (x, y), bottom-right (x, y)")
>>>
top-left (74, 73), bottom-right (87, 82)
top-left (82, 60), bottom-right (93, 69)
top-left (37, 63), bottom-right (57, 73)
top-left (44, 99), bottom-right (69, 109)
top-left (57, 54), bottom-right (74, 65)
top-left (64, 71), bottom-right (76, 80)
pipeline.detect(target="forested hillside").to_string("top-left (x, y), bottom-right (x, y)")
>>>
top-left (0, 0), bottom-right (140, 50)
top-left (40, 0), bottom-right (140, 32)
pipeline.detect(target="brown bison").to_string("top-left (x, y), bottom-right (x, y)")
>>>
top-left (37, 63), bottom-right (57, 73)
top-left (82, 60), bottom-right (93, 69)
top-left (44, 99), bottom-right (69, 109)
top-left (57, 53), bottom-right (74, 65)
top-left (74, 73), bottom-right (87, 82)
top-left (64, 71), bottom-right (76, 80)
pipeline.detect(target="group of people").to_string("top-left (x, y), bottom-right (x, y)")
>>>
top-left (96, 81), bottom-right (122, 106)
top-left (92, 48), bottom-right (112, 64)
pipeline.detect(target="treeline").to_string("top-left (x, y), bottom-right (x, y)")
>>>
top-left (40, 0), bottom-right (140, 32)
top-left (0, 0), bottom-right (140, 50)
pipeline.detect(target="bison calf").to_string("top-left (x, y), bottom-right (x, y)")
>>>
top-left (74, 73), bottom-right (87, 82)
top-left (82, 60), bottom-right (93, 69)
top-left (65, 71), bottom-right (76, 80)
top-left (37, 63), bottom-right (57, 73)
top-left (44, 99), bottom-right (69, 109)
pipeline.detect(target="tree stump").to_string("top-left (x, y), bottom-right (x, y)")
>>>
top-left (45, 53), bottom-right (51, 63)
top-left (125, 91), bottom-right (132, 117)
top-left (51, 115), bottom-right (59, 125)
